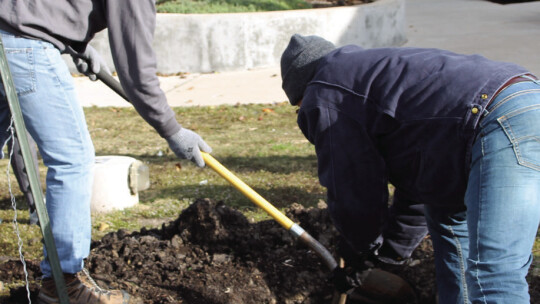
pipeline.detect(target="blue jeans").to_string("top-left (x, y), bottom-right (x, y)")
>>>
top-left (425, 80), bottom-right (540, 303)
top-left (0, 30), bottom-right (95, 277)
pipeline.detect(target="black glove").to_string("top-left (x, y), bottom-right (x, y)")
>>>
top-left (331, 265), bottom-right (372, 294)
top-left (332, 237), bottom-right (377, 293)
top-left (337, 237), bottom-right (378, 270)
top-left (333, 238), bottom-right (418, 303)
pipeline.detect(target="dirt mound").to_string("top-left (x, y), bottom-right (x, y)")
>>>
top-left (1, 198), bottom-right (539, 303)
top-left (86, 199), bottom-right (341, 303)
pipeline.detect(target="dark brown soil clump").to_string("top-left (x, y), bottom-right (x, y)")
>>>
top-left (1, 198), bottom-right (539, 303)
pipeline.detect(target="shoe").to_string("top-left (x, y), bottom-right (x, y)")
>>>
top-left (37, 268), bottom-right (139, 304)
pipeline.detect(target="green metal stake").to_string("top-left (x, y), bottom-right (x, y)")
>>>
top-left (0, 37), bottom-right (70, 304)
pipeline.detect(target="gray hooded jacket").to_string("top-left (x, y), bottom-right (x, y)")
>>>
top-left (0, 0), bottom-right (180, 138)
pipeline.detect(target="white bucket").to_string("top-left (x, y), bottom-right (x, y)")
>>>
top-left (90, 155), bottom-right (149, 213)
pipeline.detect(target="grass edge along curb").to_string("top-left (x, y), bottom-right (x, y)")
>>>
top-left (156, 0), bottom-right (313, 14)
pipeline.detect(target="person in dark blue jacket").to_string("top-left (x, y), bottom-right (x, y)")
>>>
top-left (280, 34), bottom-right (540, 303)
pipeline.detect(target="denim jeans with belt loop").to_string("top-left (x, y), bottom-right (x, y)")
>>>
top-left (425, 80), bottom-right (540, 303)
top-left (0, 30), bottom-right (95, 278)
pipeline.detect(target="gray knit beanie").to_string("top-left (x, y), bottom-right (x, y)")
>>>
top-left (280, 34), bottom-right (336, 105)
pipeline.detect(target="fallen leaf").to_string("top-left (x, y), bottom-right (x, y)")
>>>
top-left (262, 108), bottom-right (274, 113)
top-left (98, 222), bottom-right (110, 231)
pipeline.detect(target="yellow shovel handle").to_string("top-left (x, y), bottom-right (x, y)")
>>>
top-left (202, 152), bottom-right (294, 230)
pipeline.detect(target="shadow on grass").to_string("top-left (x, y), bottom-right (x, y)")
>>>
top-left (124, 153), bottom-right (319, 175)
top-left (1, 154), bottom-right (323, 212)
top-left (203, 155), bottom-right (319, 175)
top-left (0, 195), bottom-right (28, 210)
top-left (141, 183), bottom-right (325, 210)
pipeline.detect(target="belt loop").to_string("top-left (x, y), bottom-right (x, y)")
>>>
top-left (521, 74), bottom-right (539, 84)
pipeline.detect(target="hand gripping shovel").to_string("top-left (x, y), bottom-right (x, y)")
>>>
top-left (95, 69), bottom-right (348, 304)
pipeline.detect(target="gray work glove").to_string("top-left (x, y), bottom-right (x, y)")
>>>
top-left (71, 45), bottom-right (110, 81)
top-left (166, 128), bottom-right (212, 167)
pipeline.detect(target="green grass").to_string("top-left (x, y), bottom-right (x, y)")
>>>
top-left (0, 103), bottom-right (326, 262)
top-left (156, 0), bottom-right (312, 14)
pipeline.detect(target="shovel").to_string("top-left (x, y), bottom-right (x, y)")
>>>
top-left (201, 152), bottom-right (338, 270)
top-left (202, 153), bottom-right (353, 304)
top-left (95, 69), bottom-right (339, 267)
top-left (95, 69), bottom-right (348, 303)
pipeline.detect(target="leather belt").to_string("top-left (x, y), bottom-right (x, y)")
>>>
top-left (487, 74), bottom-right (538, 109)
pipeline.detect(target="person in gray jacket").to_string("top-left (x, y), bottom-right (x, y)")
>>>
top-left (0, 1), bottom-right (211, 303)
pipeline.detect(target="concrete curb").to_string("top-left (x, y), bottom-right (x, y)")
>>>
top-left (74, 66), bottom-right (288, 108)
top-left (75, 0), bottom-right (540, 108)
top-left (66, 0), bottom-right (405, 74)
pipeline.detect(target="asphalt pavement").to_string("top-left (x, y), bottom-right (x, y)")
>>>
top-left (75, 0), bottom-right (540, 108)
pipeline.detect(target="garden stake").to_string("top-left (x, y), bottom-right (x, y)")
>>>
top-left (0, 36), bottom-right (70, 304)
top-left (95, 69), bottom-right (347, 304)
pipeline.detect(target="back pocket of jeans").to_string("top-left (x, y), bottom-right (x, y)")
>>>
top-left (498, 105), bottom-right (540, 171)
top-left (4, 48), bottom-right (36, 96)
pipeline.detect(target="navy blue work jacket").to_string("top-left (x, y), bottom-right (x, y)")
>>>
top-left (297, 45), bottom-right (529, 250)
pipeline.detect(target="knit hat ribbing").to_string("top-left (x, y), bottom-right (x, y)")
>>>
top-left (280, 34), bottom-right (336, 105)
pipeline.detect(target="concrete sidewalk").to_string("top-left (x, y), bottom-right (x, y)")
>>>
top-left (75, 66), bottom-right (286, 108)
top-left (76, 0), bottom-right (540, 108)
top-left (404, 0), bottom-right (540, 74)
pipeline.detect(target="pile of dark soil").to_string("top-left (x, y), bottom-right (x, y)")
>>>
top-left (1, 198), bottom-right (539, 303)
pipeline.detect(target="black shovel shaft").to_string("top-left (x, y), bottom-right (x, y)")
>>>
top-left (96, 70), bottom-right (130, 102)
top-left (298, 230), bottom-right (338, 271)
